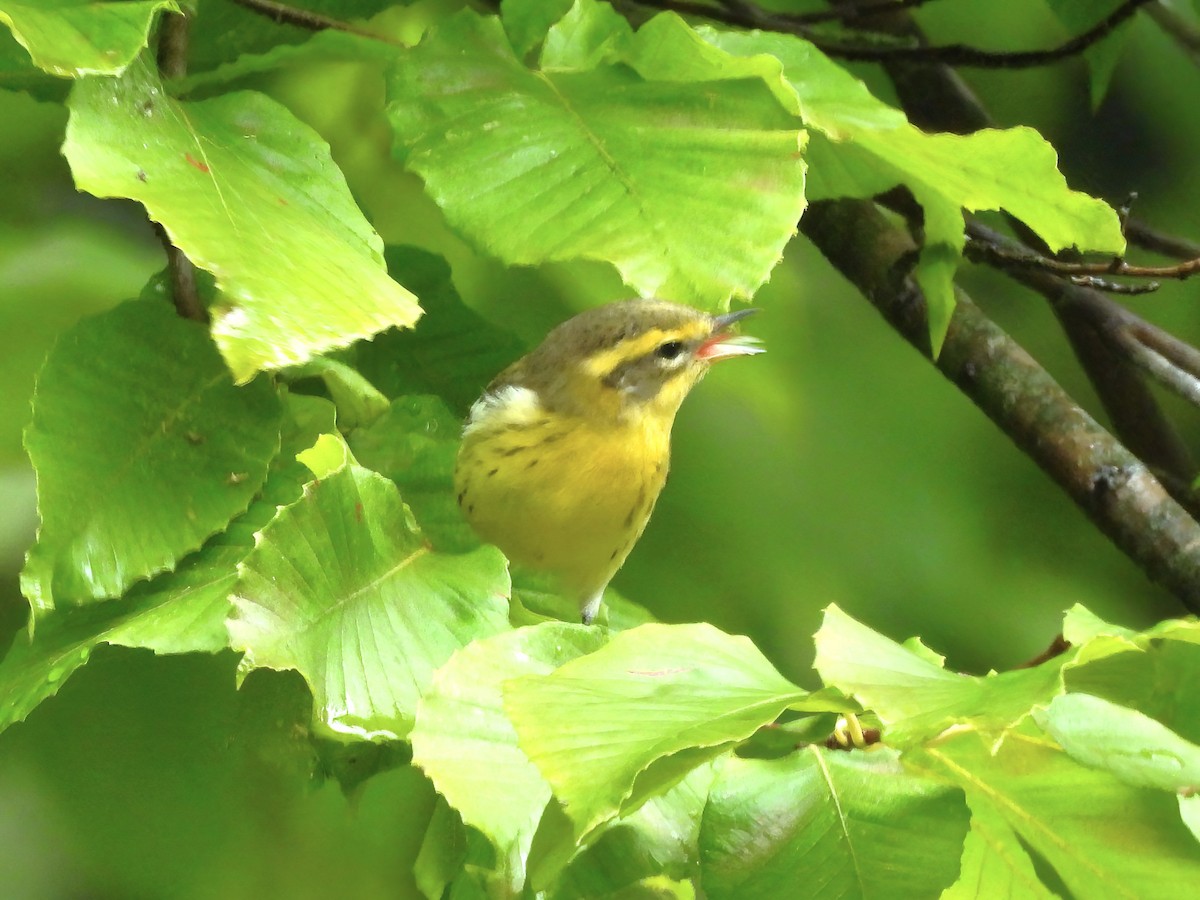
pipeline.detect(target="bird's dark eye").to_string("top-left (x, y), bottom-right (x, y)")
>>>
top-left (655, 340), bottom-right (684, 361)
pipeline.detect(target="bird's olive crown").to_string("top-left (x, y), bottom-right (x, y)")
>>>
top-left (503, 299), bottom-right (718, 410)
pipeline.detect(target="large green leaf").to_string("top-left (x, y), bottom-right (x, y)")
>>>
top-left (699, 748), bottom-right (969, 900)
top-left (504, 622), bottom-right (838, 838)
top-left (1, 393), bottom-right (333, 734)
top-left (0, 0), bottom-right (176, 77)
top-left (21, 299), bottom-right (281, 613)
top-left (411, 623), bottom-right (606, 893)
top-left (228, 459), bottom-right (511, 740)
top-left (63, 57), bottom-right (421, 382)
top-left (918, 730), bottom-right (1200, 898)
top-left (387, 7), bottom-right (806, 308)
top-left (813, 605), bottom-right (1066, 745)
top-left (694, 26), bottom-right (1124, 350)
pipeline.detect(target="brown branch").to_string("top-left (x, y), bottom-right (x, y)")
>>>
top-left (155, 12), bottom-right (206, 323)
top-left (802, 199), bottom-right (1200, 614)
top-left (857, 0), bottom-right (1197, 485)
top-left (633, 0), bottom-right (1152, 68)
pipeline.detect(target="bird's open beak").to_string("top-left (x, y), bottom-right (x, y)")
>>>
top-left (697, 308), bottom-right (765, 361)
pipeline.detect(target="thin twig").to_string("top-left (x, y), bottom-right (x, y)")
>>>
top-left (634, 0), bottom-right (1152, 68)
top-left (155, 12), bottom-right (206, 323)
top-left (964, 229), bottom-right (1200, 282)
top-left (226, 0), bottom-right (394, 40)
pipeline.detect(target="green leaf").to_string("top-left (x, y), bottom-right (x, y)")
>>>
top-left (286, 357), bottom-right (390, 431)
top-left (350, 247), bottom-right (527, 416)
top-left (0, 392), bottom-right (331, 734)
top-left (387, 8), bottom-right (806, 308)
top-left (63, 57), bottom-right (420, 382)
top-left (942, 798), bottom-right (1058, 900)
top-left (504, 622), bottom-right (827, 839)
top-left (813, 605), bottom-right (1066, 745)
top-left (547, 762), bottom-right (716, 898)
top-left (699, 748), bottom-right (969, 900)
top-left (500, 0), bottom-right (575, 58)
top-left (347, 395), bottom-right (477, 553)
top-left (227, 461), bottom-right (511, 740)
top-left (414, 796), bottom-right (468, 900)
top-left (1044, 0), bottom-right (1132, 107)
top-left (1036, 693), bottom-right (1200, 793)
top-left (21, 299), bottom-right (281, 613)
top-left (1181, 794), bottom-right (1200, 844)
top-left (695, 27), bottom-right (1124, 348)
top-left (411, 623), bottom-right (606, 892)
top-left (540, 0), bottom-right (634, 71)
top-left (918, 730), bottom-right (1200, 898)
top-left (0, 0), bottom-right (177, 77)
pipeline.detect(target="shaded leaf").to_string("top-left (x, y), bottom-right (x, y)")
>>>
top-left (350, 247), bottom-right (527, 416)
top-left (347, 395), bottom-right (476, 553)
top-left (941, 798), bottom-right (1058, 899)
top-left (505, 622), bottom-right (834, 838)
top-left (228, 460), bottom-right (511, 740)
top-left (700, 748), bottom-right (969, 900)
top-left (22, 299), bottom-right (281, 612)
top-left (387, 8), bottom-right (806, 308)
top-left (63, 57), bottom-right (420, 382)
top-left (547, 762), bottom-right (716, 898)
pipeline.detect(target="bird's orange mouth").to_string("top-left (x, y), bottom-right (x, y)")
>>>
top-left (697, 332), bottom-right (765, 361)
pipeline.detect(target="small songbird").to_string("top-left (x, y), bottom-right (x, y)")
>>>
top-left (454, 299), bottom-right (763, 624)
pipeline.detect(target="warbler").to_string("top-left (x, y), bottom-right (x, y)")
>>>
top-left (454, 299), bottom-right (763, 624)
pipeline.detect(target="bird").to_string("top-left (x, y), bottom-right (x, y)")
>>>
top-left (454, 298), bottom-right (763, 624)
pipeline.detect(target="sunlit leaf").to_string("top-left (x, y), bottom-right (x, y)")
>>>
top-left (387, 8), bottom-right (806, 308)
top-left (63, 57), bottom-right (420, 381)
top-left (700, 748), bottom-right (969, 899)
top-left (228, 459), bottom-right (511, 740)
top-left (813, 605), bottom-right (1065, 745)
top-left (505, 622), bottom-right (835, 838)
top-left (694, 26), bottom-right (1124, 349)
top-left (411, 623), bottom-right (606, 892)
top-left (21, 299), bottom-right (281, 613)
top-left (1036, 693), bottom-right (1200, 793)
top-left (0, 393), bottom-right (330, 734)
top-left (0, 0), bottom-right (176, 77)
top-left (941, 798), bottom-right (1058, 900)
top-left (918, 730), bottom-right (1200, 897)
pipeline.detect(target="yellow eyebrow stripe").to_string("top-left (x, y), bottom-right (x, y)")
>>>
top-left (582, 323), bottom-right (710, 378)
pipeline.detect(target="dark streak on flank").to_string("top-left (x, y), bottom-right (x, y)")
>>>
top-left (487, 467), bottom-right (499, 477)
top-left (500, 445), bottom-right (530, 457)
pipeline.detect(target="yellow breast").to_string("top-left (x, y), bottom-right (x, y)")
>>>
top-left (454, 401), bottom-right (670, 606)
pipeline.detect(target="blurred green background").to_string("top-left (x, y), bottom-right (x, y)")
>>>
top-left (3, 2), bottom-right (1199, 897)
